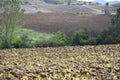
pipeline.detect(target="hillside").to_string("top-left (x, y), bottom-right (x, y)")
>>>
top-left (112, 3), bottom-right (120, 7)
top-left (24, 13), bottom-right (110, 35)
top-left (0, 44), bottom-right (120, 80)
top-left (22, 0), bottom-right (118, 14)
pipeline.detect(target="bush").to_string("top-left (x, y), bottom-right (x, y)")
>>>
top-left (50, 31), bottom-right (66, 46)
top-left (87, 37), bottom-right (97, 45)
top-left (72, 30), bottom-right (97, 45)
top-left (12, 35), bottom-right (35, 48)
top-left (35, 31), bottom-right (66, 47)
top-left (72, 30), bottom-right (89, 45)
top-left (65, 36), bottom-right (73, 46)
top-left (35, 41), bottom-right (52, 47)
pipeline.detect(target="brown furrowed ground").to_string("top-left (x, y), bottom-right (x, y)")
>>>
top-left (0, 44), bottom-right (120, 80)
top-left (24, 13), bottom-right (110, 35)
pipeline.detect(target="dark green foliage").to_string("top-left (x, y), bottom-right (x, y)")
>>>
top-left (101, 8), bottom-right (120, 44)
top-left (73, 30), bottom-right (89, 45)
top-left (12, 35), bottom-right (35, 48)
top-left (105, 2), bottom-right (110, 15)
top-left (65, 36), bottom-right (73, 46)
top-left (96, 34), bottom-right (105, 44)
top-left (87, 37), bottom-right (97, 45)
top-left (35, 30), bottom-right (97, 47)
top-left (50, 31), bottom-right (66, 46)
top-left (35, 31), bottom-right (66, 47)
top-left (72, 30), bottom-right (97, 45)
top-left (105, 2), bottom-right (109, 6)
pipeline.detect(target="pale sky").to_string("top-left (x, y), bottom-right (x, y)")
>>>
top-left (104, 0), bottom-right (120, 1)
top-left (77, 0), bottom-right (120, 2)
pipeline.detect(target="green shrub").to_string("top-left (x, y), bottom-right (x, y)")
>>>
top-left (96, 34), bottom-right (105, 44)
top-left (35, 31), bottom-right (66, 47)
top-left (65, 36), bottom-right (73, 46)
top-left (72, 30), bottom-right (89, 45)
top-left (35, 41), bottom-right (52, 47)
top-left (12, 35), bottom-right (35, 48)
top-left (72, 30), bottom-right (98, 45)
top-left (49, 31), bottom-right (66, 47)
top-left (87, 37), bottom-right (97, 45)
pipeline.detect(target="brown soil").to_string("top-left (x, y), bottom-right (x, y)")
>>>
top-left (24, 13), bottom-right (111, 35)
top-left (0, 44), bottom-right (120, 80)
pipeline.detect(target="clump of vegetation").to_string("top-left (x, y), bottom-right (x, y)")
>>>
top-left (50, 31), bottom-right (66, 46)
top-left (100, 8), bottom-right (120, 44)
top-left (11, 29), bottom-right (53, 48)
top-left (35, 30), bottom-right (97, 47)
top-left (36, 31), bottom-right (66, 47)
top-left (72, 30), bottom-right (97, 45)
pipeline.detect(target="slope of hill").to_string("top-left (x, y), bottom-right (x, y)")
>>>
top-left (22, 0), bottom-right (118, 14)
top-left (0, 44), bottom-right (120, 80)
top-left (109, 1), bottom-right (120, 5)
top-left (24, 13), bottom-right (110, 35)
top-left (112, 2), bottom-right (120, 7)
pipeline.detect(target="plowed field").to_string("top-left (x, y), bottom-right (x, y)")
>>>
top-left (24, 13), bottom-right (110, 35)
top-left (0, 44), bottom-right (120, 80)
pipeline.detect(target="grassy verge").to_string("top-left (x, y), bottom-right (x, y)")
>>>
top-left (9, 28), bottom-right (54, 48)
top-left (14, 28), bottom-right (53, 42)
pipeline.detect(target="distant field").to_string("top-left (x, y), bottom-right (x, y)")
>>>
top-left (0, 44), bottom-right (119, 80)
top-left (24, 13), bottom-right (111, 35)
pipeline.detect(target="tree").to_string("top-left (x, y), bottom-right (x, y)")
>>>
top-left (73, 30), bottom-right (89, 45)
top-left (67, 0), bottom-right (71, 5)
top-left (109, 8), bottom-right (120, 43)
top-left (111, 8), bottom-right (120, 26)
top-left (105, 2), bottom-right (109, 6)
top-left (102, 8), bottom-right (120, 44)
top-left (0, 0), bottom-right (24, 48)
top-left (105, 2), bottom-right (110, 15)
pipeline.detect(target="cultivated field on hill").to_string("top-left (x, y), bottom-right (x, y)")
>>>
top-left (23, 1), bottom-right (118, 14)
top-left (24, 13), bottom-right (110, 35)
top-left (0, 44), bottom-right (120, 80)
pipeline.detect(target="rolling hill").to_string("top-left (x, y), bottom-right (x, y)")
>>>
top-left (112, 2), bottom-right (120, 7)
top-left (22, 0), bottom-right (118, 14)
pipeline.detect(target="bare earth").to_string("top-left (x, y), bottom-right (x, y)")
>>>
top-left (0, 44), bottom-right (120, 80)
top-left (24, 13), bottom-right (111, 35)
